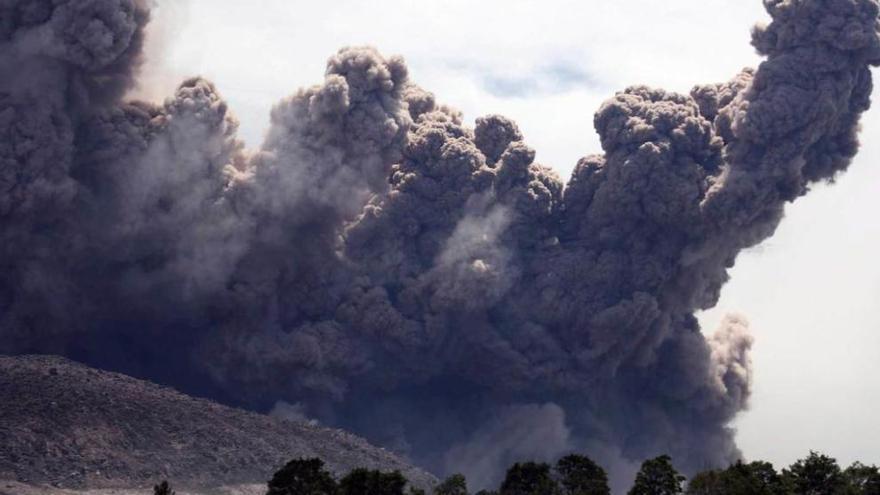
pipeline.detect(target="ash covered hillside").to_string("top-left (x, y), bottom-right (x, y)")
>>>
top-left (0, 355), bottom-right (436, 492)
top-left (1, 0), bottom-right (879, 490)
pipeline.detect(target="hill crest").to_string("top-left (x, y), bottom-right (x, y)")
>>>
top-left (0, 355), bottom-right (436, 493)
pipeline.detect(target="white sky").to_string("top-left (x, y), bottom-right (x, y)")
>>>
top-left (138, 0), bottom-right (880, 470)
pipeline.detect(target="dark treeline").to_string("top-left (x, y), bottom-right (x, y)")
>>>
top-left (152, 451), bottom-right (880, 495)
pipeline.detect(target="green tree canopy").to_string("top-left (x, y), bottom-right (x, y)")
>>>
top-left (436, 474), bottom-right (469, 495)
top-left (555, 454), bottom-right (610, 495)
top-left (844, 462), bottom-right (880, 495)
top-left (339, 468), bottom-right (408, 495)
top-left (267, 457), bottom-right (338, 495)
top-left (686, 461), bottom-right (785, 495)
top-left (500, 462), bottom-right (561, 495)
top-left (783, 452), bottom-right (847, 495)
top-left (627, 455), bottom-right (685, 495)
top-left (686, 470), bottom-right (723, 495)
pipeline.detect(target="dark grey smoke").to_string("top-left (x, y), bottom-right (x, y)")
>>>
top-left (1, 0), bottom-right (878, 491)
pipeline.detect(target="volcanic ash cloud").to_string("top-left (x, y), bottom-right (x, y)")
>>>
top-left (1, 0), bottom-right (879, 489)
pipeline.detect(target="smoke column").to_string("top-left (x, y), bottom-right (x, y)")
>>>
top-left (2, 0), bottom-right (878, 489)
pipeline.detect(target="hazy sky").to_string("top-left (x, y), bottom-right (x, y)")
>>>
top-left (138, 0), bottom-right (880, 469)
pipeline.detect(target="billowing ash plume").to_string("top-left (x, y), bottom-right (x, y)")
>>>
top-left (2, 0), bottom-right (878, 490)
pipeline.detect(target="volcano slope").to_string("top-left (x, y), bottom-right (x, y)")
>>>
top-left (0, 355), bottom-right (436, 493)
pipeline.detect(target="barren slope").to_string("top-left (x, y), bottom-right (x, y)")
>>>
top-left (0, 355), bottom-right (436, 493)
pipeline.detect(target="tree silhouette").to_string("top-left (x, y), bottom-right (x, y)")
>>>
top-left (844, 462), bottom-right (880, 495)
top-left (500, 462), bottom-right (560, 495)
top-left (339, 468), bottom-right (408, 495)
top-left (686, 470), bottom-right (723, 495)
top-left (556, 454), bottom-right (610, 495)
top-left (267, 457), bottom-right (338, 495)
top-left (783, 451), bottom-right (846, 495)
top-left (686, 461), bottom-right (785, 495)
top-left (628, 455), bottom-right (685, 495)
top-left (436, 474), bottom-right (469, 495)
top-left (153, 480), bottom-right (175, 495)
